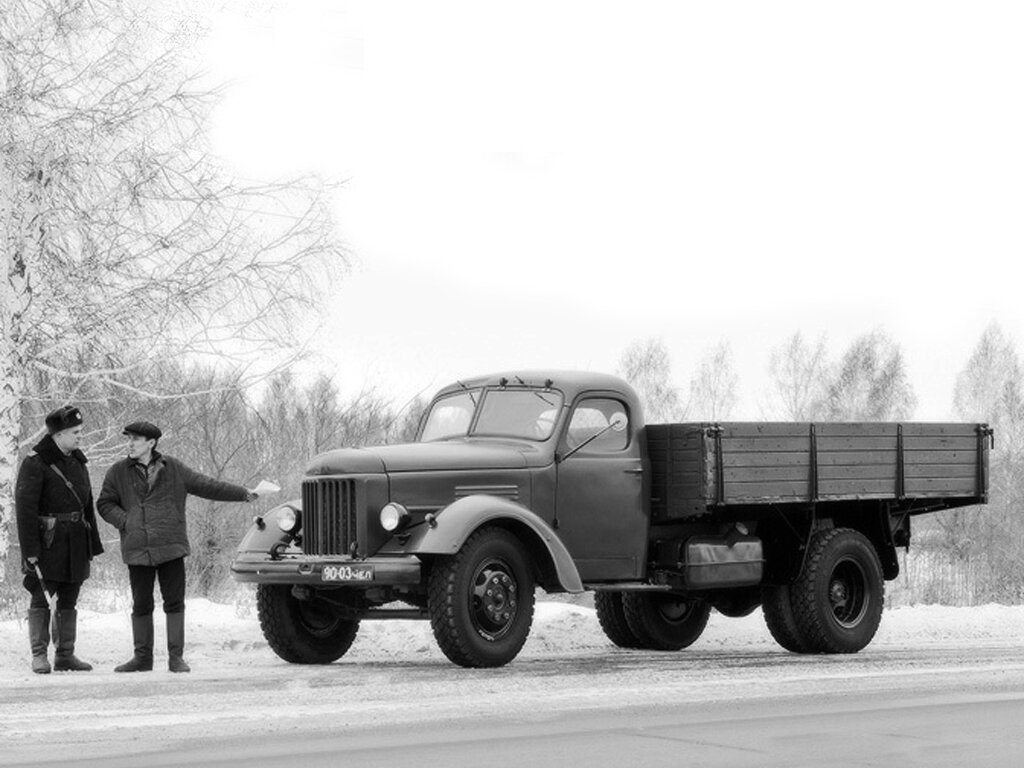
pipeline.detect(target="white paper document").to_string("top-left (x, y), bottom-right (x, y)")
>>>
top-left (253, 480), bottom-right (281, 495)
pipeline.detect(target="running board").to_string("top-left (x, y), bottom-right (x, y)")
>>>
top-left (583, 582), bottom-right (674, 592)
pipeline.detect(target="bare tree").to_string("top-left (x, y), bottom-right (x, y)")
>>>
top-left (766, 332), bottom-right (830, 420)
top-left (953, 323), bottom-right (1024, 462)
top-left (931, 323), bottom-right (1024, 600)
top-left (688, 341), bottom-right (738, 421)
top-left (388, 395), bottom-right (428, 444)
top-left (616, 338), bottom-right (684, 423)
top-left (822, 331), bottom-right (916, 421)
top-left (1, 0), bottom-right (346, 569)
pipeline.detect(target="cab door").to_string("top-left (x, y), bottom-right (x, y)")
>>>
top-left (553, 395), bottom-right (648, 582)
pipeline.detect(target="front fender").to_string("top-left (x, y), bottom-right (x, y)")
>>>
top-left (235, 500), bottom-right (302, 555)
top-left (390, 495), bottom-right (583, 593)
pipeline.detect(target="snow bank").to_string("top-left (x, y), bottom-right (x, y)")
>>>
top-left (2, 595), bottom-right (1023, 676)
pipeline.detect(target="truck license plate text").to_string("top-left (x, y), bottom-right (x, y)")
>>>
top-left (321, 564), bottom-right (373, 582)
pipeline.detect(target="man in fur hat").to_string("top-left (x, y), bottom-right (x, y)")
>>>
top-left (15, 405), bottom-right (105, 674)
top-left (97, 420), bottom-right (257, 673)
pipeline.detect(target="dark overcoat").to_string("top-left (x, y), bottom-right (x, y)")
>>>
top-left (97, 452), bottom-right (249, 566)
top-left (15, 435), bottom-right (104, 583)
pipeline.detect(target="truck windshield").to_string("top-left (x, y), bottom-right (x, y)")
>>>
top-left (419, 388), bottom-right (563, 442)
top-left (420, 390), bottom-right (481, 441)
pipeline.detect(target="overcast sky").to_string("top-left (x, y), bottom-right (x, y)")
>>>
top-left (200, 1), bottom-right (1024, 419)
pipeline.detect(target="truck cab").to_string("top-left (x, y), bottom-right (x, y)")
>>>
top-left (233, 371), bottom-right (650, 666)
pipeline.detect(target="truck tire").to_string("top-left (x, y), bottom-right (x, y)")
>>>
top-left (594, 591), bottom-right (645, 649)
top-left (788, 528), bottom-right (885, 654)
top-left (621, 592), bottom-right (711, 651)
top-left (256, 584), bottom-right (360, 664)
top-left (427, 526), bottom-right (536, 668)
top-left (761, 584), bottom-right (810, 653)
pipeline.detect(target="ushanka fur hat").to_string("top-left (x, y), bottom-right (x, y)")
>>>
top-left (45, 405), bottom-right (83, 434)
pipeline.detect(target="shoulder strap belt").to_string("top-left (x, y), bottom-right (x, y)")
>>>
top-left (47, 464), bottom-right (85, 512)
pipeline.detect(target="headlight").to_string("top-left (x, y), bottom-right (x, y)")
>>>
top-left (380, 502), bottom-right (410, 533)
top-left (276, 506), bottom-right (301, 534)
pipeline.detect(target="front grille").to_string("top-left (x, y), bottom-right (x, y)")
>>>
top-left (301, 479), bottom-right (357, 555)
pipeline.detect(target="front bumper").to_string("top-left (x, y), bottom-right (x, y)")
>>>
top-left (231, 552), bottom-right (422, 586)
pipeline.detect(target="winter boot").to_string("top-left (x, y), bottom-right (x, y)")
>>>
top-left (167, 611), bottom-right (190, 673)
top-left (115, 614), bottom-right (154, 672)
top-left (28, 608), bottom-right (51, 674)
top-left (53, 610), bottom-right (93, 672)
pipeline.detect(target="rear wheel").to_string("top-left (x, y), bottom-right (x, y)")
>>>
top-left (594, 591), bottom-right (645, 649)
top-left (789, 528), bottom-right (885, 653)
top-left (427, 526), bottom-right (536, 668)
top-left (256, 584), bottom-right (360, 664)
top-left (761, 583), bottom-right (809, 653)
top-left (622, 592), bottom-right (711, 651)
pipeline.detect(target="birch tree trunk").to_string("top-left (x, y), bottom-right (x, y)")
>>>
top-left (1, 146), bottom-right (36, 578)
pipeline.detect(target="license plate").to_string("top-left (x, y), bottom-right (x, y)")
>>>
top-left (321, 564), bottom-right (374, 582)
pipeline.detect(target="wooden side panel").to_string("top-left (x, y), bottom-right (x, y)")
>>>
top-left (902, 423), bottom-right (984, 497)
top-left (718, 423), bottom-right (813, 504)
top-left (646, 421), bottom-right (989, 518)
top-left (646, 423), bottom-right (708, 521)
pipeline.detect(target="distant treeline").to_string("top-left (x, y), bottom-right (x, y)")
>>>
top-left (4, 322), bottom-right (1023, 611)
top-left (1, 361), bottom-right (425, 612)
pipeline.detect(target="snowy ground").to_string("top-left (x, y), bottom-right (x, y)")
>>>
top-left (2, 595), bottom-right (1024, 764)
top-left (2, 593), bottom-right (1024, 671)
top-left (3, 595), bottom-right (1024, 675)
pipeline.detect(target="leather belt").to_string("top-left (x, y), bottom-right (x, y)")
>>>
top-left (42, 512), bottom-right (82, 523)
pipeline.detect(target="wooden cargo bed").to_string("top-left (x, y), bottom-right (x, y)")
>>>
top-left (647, 422), bottom-right (991, 520)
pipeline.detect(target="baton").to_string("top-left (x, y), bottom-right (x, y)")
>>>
top-left (33, 563), bottom-right (58, 614)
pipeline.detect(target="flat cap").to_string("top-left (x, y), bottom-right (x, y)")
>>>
top-left (45, 405), bottom-right (83, 434)
top-left (122, 421), bottom-right (162, 440)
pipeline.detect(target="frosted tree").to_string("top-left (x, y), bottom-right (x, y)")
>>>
top-left (0, 0), bottom-right (346, 571)
top-left (766, 332), bottom-right (830, 420)
top-left (616, 338), bottom-right (684, 423)
top-left (822, 331), bottom-right (916, 421)
top-left (953, 323), bottom-right (1024, 462)
top-left (688, 341), bottom-right (738, 421)
top-left (939, 324), bottom-right (1024, 598)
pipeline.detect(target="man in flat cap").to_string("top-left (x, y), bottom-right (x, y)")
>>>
top-left (97, 421), bottom-right (257, 673)
top-left (15, 405), bottom-right (105, 674)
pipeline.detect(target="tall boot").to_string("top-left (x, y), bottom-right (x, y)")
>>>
top-left (28, 608), bottom-right (51, 674)
top-left (52, 609), bottom-right (93, 672)
top-left (167, 611), bottom-right (190, 673)
top-left (115, 614), bottom-right (154, 672)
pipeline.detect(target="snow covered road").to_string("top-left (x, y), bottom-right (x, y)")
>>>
top-left (2, 600), bottom-right (1023, 765)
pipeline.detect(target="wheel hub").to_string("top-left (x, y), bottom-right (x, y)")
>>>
top-left (830, 581), bottom-right (849, 606)
top-left (471, 562), bottom-right (518, 640)
top-left (829, 558), bottom-right (868, 628)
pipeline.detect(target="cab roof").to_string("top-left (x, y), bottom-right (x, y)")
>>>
top-left (434, 370), bottom-right (639, 402)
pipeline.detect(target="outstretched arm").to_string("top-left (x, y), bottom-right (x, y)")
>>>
top-left (180, 460), bottom-right (254, 503)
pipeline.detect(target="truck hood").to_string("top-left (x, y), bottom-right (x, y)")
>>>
top-left (306, 440), bottom-right (543, 476)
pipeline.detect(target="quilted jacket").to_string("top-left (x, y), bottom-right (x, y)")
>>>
top-left (97, 452), bottom-right (249, 566)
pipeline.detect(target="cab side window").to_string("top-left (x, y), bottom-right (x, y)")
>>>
top-left (565, 398), bottom-right (629, 453)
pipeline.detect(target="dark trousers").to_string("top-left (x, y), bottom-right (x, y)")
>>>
top-left (24, 575), bottom-right (81, 611)
top-left (128, 557), bottom-right (186, 616)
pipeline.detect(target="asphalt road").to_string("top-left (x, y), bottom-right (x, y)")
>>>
top-left (3, 644), bottom-right (1024, 767)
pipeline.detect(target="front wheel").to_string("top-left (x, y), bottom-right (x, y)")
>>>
top-left (788, 528), bottom-right (885, 653)
top-left (427, 526), bottom-right (536, 668)
top-left (256, 584), bottom-right (360, 664)
top-left (622, 592), bottom-right (711, 651)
